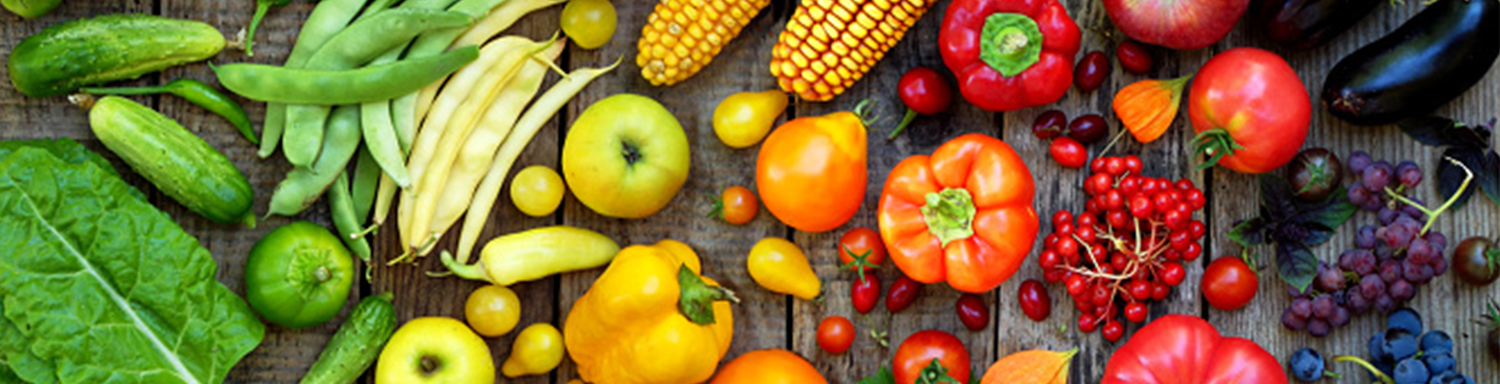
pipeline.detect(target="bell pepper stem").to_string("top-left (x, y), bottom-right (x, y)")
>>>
top-left (887, 108), bottom-right (919, 141)
top-left (979, 13), bottom-right (1045, 77)
top-left (678, 265), bottom-right (738, 325)
top-left (922, 188), bottom-right (977, 247)
top-left (438, 250), bottom-right (491, 282)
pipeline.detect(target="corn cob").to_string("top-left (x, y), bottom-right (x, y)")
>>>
top-left (638, 0), bottom-right (773, 86)
top-left (771, 0), bottom-right (936, 101)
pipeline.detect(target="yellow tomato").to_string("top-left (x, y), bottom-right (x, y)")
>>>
top-left (560, 0), bottom-right (616, 49)
top-left (502, 323), bottom-right (566, 378)
top-left (464, 285), bottom-right (521, 337)
top-left (510, 165), bottom-right (565, 217)
top-left (747, 237), bottom-right (821, 300)
top-left (714, 90), bottom-right (788, 148)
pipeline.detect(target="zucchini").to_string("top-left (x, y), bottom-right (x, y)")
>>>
top-left (86, 96), bottom-right (254, 226)
top-left (8, 14), bottom-right (225, 97)
top-left (299, 292), bottom-right (398, 384)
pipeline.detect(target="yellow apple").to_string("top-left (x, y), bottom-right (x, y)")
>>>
top-left (562, 94), bottom-right (690, 219)
top-left (375, 317), bottom-right (494, 384)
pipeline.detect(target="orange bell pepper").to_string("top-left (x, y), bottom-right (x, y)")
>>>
top-left (877, 133), bottom-right (1038, 293)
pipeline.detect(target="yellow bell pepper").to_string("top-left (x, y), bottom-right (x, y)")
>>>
top-left (564, 239), bottom-right (737, 384)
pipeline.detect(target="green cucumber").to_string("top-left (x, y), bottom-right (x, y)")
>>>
top-left (8, 14), bottom-right (225, 97)
top-left (299, 292), bottom-right (398, 384)
top-left (3, 0), bottom-right (62, 18)
top-left (86, 96), bottom-right (254, 226)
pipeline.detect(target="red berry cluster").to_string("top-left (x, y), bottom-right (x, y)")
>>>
top-left (1035, 155), bottom-right (1208, 342)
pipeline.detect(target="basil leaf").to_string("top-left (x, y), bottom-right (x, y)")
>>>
top-left (858, 367), bottom-right (896, 384)
top-left (1438, 148), bottom-right (1483, 209)
top-left (1278, 241), bottom-right (1318, 295)
top-left (0, 148), bottom-right (263, 384)
top-left (1398, 116), bottom-right (1459, 147)
top-left (1301, 223), bottom-right (1338, 247)
top-left (1292, 187), bottom-right (1357, 237)
top-left (1478, 150), bottom-right (1500, 206)
top-left (1229, 218), bottom-right (1265, 247)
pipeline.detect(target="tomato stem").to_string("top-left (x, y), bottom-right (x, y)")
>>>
top-left (1192, 129), bottom-right (1245, 170)
top-left (916, 358), bottom-right (962, 384)
top-left (887, 108), bottom-right (920, 141)
top-left (841, 245), bottom-right (880, 282)
top-left (1383, 157), bottom-right (1472, 236)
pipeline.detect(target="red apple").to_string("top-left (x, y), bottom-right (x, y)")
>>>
top-left (1103, 0), bottom-right (1251, 50)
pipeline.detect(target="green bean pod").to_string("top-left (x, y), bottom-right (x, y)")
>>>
top-left (215, 47), bottom-right (478, 105)
top-left (268, 104), bottom-right (363, 217)
top-left (260, 0), bottom-right (367, 159)
top-left (351, 147), bottom-right (381, 224)
top-left (83, 79), bottom-right (257, 145)
top-left (329, 171), bottom-right (372, 262)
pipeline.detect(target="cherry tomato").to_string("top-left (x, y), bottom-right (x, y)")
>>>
top-left (1202, 256), bottom-right (1258, 311)
top-left (1017, 279), bottom-right (1052, 322)
top-left (714, 90), bottom-right (789, 148)
top-left (1284, 148), bottom-right (1343, 202)
top-left (893, 330), bottom-right (971, 384)
top-left (511, 165), bottom-right (566, 217)
top-left (1075, 51), bottom-right (1110, 92)
top-left (711, 186), bottom-right (758, 225)
top-left (956, 294), bottom-right (990, 331)
top-left (1068, 114), bottom-right (1109, 144)
top-left (1032, 110), bottom-right (1068, 140)
top-left (1050, 137), bottom-right (1089, 168)
top-left (1453, 237), bottom-right (1498, 286)
top-left (890, 67), bottom-right (954, 140)
top-left (559, 0), bottom-right (616, 50)
top-left (852, 273), bottom-right (881, 315)
top-left (817, 316), bottom-right (856, 354)
top-left (465, 285), bottom-right (522, 337)
top-left (838, 227), bottom-right (887, 279)
top-left (887, 274), bottom-right (922, 313)
top-left (1117, 40), bottom-right (1154, 74)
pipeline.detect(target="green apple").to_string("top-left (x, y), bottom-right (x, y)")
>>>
top-left (375, 317), bottom-right (494, 384)
top-left (562, 93), bottom-right (690, 219)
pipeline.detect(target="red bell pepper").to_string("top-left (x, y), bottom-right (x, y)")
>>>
top-left (1102, 315), bottom-right (1288, 384)
top-left (939, 0), bottom-right (1081, 112)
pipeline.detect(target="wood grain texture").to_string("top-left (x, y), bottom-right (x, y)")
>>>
top-left (0, 0), bottom-right (1497, 383)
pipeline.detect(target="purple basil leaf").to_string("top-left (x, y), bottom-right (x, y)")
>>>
top-left (1438, 148), bottom-right (1482, 209)
top-left (1278, 241), bottom-right (1318, 294)
top-left (1230, 218), bottom-right (1266, 247)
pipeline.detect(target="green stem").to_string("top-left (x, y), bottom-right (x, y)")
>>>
top-left (922, 188), bottom-right (977, 247)
top-left (916, 359), bottom-right (962, 384)
top-left (678, 265), bottom-right (739, 325)
top-left (1384, 157), bottom-right (1473, 236)
top-left (1333, 355), bottom-right (1394, 384)
top-left (841, 246), bottom-right (879, 282)
top-left (887, 108), bottom-right (919, 141)
top-left (437, 250), bottom-right (489, 282)
top-left (1192, 129), bottom-right (1245, 170)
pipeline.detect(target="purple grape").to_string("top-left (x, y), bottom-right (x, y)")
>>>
top-left (1380, 260), bottom-right (1403, 283)
top-left (1432, 257), bottom-right (1448, 275)
top-left (1376, 244), bottom-right (1396, 260)
top-left (1317, 264), bottom-right (1346, 292)
top-left (1395, 161), bottom-right (1422, 188)
top-left (1308, 318), bottom-right (1332, 337)
top-left (1292, 297), bottom-right (1313, 318)
top-left (1403, 259), bottom-right (1430, 283)
top-left (1378, 207), bottom-right (1400, 225)
top-left (1351, 250), bottom-right (1378, 275)
top-left (1388, 279), bottom-right (1415, 302)
top-left (1361, 274), bottom-right (1387, 300)
top-left (1349, 151), bottom-right (1373, 174)
top-left (1393, 216), bottom-right (1421, 232)
top-left (1283, 307), bottom-right (1309, 331)
top-left (1383, 225), bottom-right (1413, 249)
top-left (1312, 294), bottom-right (1337, 318)
top-left (1424, 232), bottom-right (1447, 251)
top-left (1356, 225), bottom-right (1379, 249)
top-left (1401, 198), bottom-right (1426, 221)
top-left (1407, 238), bottom-right (1434, 265)
top-left (1348, 186), bottom-right (1372, 207)
top-left (1347, 288), bottom-right (1371, 314)
top-left (1374, 293), bottom-right (1397, 313)
top-left (1362, 161), bottom-right (1393, 191)
top-left (1331, 306), bottom-right (1351, 327)
top-left (1286, 283), bottom-right (1309, 298)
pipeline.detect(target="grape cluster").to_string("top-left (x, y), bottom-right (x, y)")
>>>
top-left (1036, 155), bottom-right (1207, 342)
top-left (1288, 309), bottom-right (1475, 383)
top-left (1281, 152), bottom-right (1450, 337)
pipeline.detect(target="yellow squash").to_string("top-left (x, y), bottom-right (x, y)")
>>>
top-left (564, 239), bottom-right (737, 384)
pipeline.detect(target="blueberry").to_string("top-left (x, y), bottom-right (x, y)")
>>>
top-left (1421, 353), bottom-right (1455, 376)
top-left (1384, 329), bottom-right (1420, 362)
top-left (1288, 348), bottom-right (1325, 382)
top-left (1427, 371), bottom-right (1473, 384)
top-left (1420, 331), bottom-right (1453, 354)
top-left (1393, 358), bottom-right (1430, 384)
top-left (1371, 331), bottom-right (1392, 363)
top-left (1389, 308), bottom-right (1423, 335)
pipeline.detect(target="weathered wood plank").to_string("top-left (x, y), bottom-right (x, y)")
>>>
top-left (554, 0), bottom-right (792, 382)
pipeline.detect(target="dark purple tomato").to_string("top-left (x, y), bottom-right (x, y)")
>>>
top-left (1285, 148), bottom-right (1344, 201)
top-left (956, 293), bottom-right (990, 331)
top-left (1075, 51), bottom-right (1110, 92)
top-left (1453, 237), bottom-right (1499, 286)
top-left (1032, 110), bottom-right (1067, 140)
top-left (1068, 114), bottom-right (1110, 144)
top-left (1117, 40), bottom-right (1155, 74)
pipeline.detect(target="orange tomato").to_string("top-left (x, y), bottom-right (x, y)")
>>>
top-left (756, 110), bottom-right (868, 232)
top-left (710, 349), bottom-right (829, 384)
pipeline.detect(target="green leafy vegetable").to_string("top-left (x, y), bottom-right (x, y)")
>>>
top-left (1231, 174), bottom-right (1357, 293)
top-left (0, 147), bottom-right (263, 384)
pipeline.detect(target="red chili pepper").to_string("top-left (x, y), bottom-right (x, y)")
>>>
top-left (938, 0), bottom-right (1082, 112)
top-left (889, 66), bottom-right (954, 140)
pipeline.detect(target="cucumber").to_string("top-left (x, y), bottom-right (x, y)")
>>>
top-left (8, 14), bottom-right (224, 97)
top-left (300, 292), bottom-right (398, 384)
top-left (87, 96), bottom-right (254, 226)
top-left (3, 0), bottom-right (62, 18)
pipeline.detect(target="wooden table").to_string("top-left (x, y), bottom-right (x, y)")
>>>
top-left (2, 0), bottom-right (1497, 382)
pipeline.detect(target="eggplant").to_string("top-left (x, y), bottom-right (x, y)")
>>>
top-left (1322, 0), bottom-right (1499, 126)
top-left (1256, 0), bottom-right (1380, 50)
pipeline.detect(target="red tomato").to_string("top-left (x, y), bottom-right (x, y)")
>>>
top-left (839, 227), bottom-right (887, 279)
top-left (955, 294), bottom-right (990, 331)
top-left (899, 67), bottom-right (954, 115)
top-left (1202, 256), bottom-right (1258, 311)
top-left (1102, 315), bottom-right (1288, 384)
top-left (887, 274), bottom-right (922, 313)
top-left (817, 316), bottom-right (855, 354)
top-left (851, 273), bottom-right (881, 315)
top-left (1050, 137), bottom-right (1088, 168)
top-left (894, 330), bottom-right (971, 384)
top-left (1188, 47), bottom-right (1310, 174)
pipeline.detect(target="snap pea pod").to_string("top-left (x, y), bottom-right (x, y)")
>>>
top-left (354, 0), bottom-right (463, 187)
top-left (355, 0), bottom-right (401, 20)
top-left (215, 47), bottom-right (478, 105)
top-left (283, 9), bottom-right (474, 168)
top-left (352, 146), bottom-right (380, 224)
top-left (260, 0), bottom-right (366, 159)
top-left (245, 0), bottom-right (292, 57)
top-left (82, 79), bottom-right (257, 145)
top-left (268, 104), bottom-right (363, 217)
top-left (330, 171), bottom-right (373, 262)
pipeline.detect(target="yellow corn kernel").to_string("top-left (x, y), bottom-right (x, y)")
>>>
top-left (770, 0), bottom-right (935, 101)
top-left (638, 0), bottom-right (773, 86)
